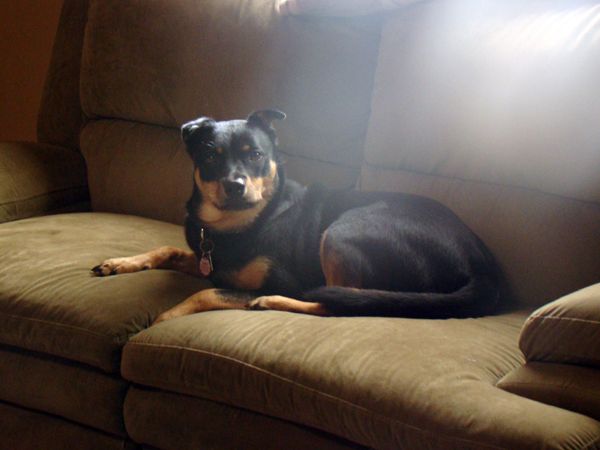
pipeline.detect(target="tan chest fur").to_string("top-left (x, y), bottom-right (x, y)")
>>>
top-left (225, 256), bottom-right (272, 291)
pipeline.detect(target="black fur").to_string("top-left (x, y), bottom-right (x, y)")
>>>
top-left (181, 110), bottom-right (508, 318)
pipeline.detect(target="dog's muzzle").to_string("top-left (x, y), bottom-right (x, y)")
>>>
top-left (220, 177), bottom-right (256, 210)
top-left (222, 178), bottom-right (246, 199)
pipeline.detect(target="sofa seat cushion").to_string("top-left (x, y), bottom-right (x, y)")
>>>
top-left (0, 212), bottom-right (210, 373)
top-left (122, 310), bottom-right (600, 449)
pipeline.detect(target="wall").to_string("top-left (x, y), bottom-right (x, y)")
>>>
top-left (0, 0), bottom-right (63, 142)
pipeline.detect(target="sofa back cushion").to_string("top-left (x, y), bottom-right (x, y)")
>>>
top-left (360, 0), bottom-right (600, 306)
top-left (37, 0), bottom-right (89, 149)
top-left (79, 0), bottom-right (382, 223)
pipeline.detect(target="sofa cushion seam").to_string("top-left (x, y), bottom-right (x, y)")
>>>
top-left (583, 435), bottom-right (600, 450)
top-left (526, 355), bottom-right (600, 366)
top-left (0, 185), bottom-right (89, 207)
top-left (526, 315), bottom-right (600, 326)
top-left (499, 380), bottom-right (600, 397)
top-left (361, 162), bottom-right (600, 208)
top-left (125, 341), bottom-right (505, 450)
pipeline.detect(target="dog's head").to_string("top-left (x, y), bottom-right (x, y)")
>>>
top-left (181, 109), bottom-right (285, 231)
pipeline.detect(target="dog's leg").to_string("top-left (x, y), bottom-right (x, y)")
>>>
top-left (245, 231), bottom-right (359, 316)
top-left (91, 246), bottom-right (198, 277)
top-left (247, 295), bottom-right (328, 315)
top-left (153, 288), bottom-right (252, 324)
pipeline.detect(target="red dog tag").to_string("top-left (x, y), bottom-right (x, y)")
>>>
top-left (199, 228), bottom-right (214, 277)
top-left (199, 253), bottom-right (213, 277)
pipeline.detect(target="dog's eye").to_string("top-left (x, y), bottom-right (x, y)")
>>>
top-left (248, 150), bottom-right (264, 162)
top-left (204, 150), bottom-right (217, 163)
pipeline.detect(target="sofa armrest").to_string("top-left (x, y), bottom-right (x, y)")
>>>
top-left (497, 362), bottom-right (600, 421)
top-left (497, 284), bottom-right (600, 420)
top-left (0, 141), bottom-right (89, 223)
top-left (520, 283), bottom-right (600, 367)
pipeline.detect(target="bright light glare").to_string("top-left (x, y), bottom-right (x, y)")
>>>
top-left (490, 4), bottom-right (600, 52)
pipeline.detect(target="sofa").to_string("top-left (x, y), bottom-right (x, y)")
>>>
top-left (1, 0), bottom-right (600, 449)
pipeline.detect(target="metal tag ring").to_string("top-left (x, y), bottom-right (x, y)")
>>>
top-left (200, 239), bottom-right (215, 253)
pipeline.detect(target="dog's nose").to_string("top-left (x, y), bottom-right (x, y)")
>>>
top-left (222, 178), bottom-right (246, 198)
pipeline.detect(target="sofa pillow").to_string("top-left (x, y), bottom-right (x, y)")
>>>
top-left (519, 283), bottom-right (600, 367)
top-left (497, 362), bottom-right (600, 421)
top-left (277, 0), bottom-right (421, 17)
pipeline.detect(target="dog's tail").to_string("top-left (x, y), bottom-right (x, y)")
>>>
top-left (303, 276), bottom-right (502, 319)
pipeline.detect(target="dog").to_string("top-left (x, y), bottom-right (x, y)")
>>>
top-left (92, 109), bottom-right (507, 324)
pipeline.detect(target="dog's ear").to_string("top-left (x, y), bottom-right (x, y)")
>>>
top-left (247, 109), bottom-right (286, 133)
top-left (181, 117), bottom-right (216, 146)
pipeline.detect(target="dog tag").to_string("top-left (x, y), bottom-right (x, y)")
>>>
top-left (199, 252), bottom-right (213, 277)
top-left (199, 228), bottom-right (215, 277)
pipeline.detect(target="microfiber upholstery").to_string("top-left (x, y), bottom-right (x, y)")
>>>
top-left (124, 386), bottom-right (363, 450)
top-left (277, 0), bottom-right (422, 17)
top-left (37, 0), bottom-right (89, 149)
top-left (80, 121), bottom-right (191, 224)
top-left (0, 213), bottom-right (210, 373)
top-left (78, 0), bottom-right (382, 210)
top-left (359, 0), bottom-right (600, 307)
top-left (0, 346), bottom-right (128, 436)
top-left (122, 310), bottom-right (600, 449)
top-left (519, 283), bottom-right (600, 367)
top-left (0, 142), bottom-right (89, 223)
top-left (498, 362), bottom-right (600, 422)
top-left (496, 284), bottom-right (600, 420)
top-left (0, 401), bottom-right (136, 450)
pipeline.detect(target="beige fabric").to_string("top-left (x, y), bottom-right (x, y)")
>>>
top-left (363, 0), bottom-right (600, 204)
top-left (80, 120), bottom-right (192, 224)
top-left (0, 346), bottom-right (128, 436)
top-left (520, 284), bottom-right (600, 367)
top-left (80, 0), bottom-right (380, 170)
top-left (122, 309), bottom-right (600, 449)
top-left (360, 166), bottom-right (600, 308)
top-left (278, 0), bottom-right (421, 17)
top-left (281, 153), bottom-right (360, 190)
top-left (125, 386), bottom-right (360, 450)
top-left (0, 401), bottom-right (135, 450)
top-left (0, 213), bottom-right (210, 372)
top-left (498, 362), bottom-right (600, 422)
top-left (0, 142), bottom-right (89, 223)
top-left (37, 0), bottom-right (89, 149)
top-left (361, 0), bottom-right (600, 309)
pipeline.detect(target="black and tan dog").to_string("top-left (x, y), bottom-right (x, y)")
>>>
top-left (92, 110), bottom-right (506, 324)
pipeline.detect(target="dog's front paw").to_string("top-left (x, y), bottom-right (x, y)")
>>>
top-left (246, 297), bottom-right (267, 310)
top-left (246, 295), bottom-right (284, 311)
top-left (91, 256), bottom-right (151, 277)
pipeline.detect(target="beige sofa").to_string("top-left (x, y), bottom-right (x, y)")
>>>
top-left (1, 1), bottom-right (599, 449)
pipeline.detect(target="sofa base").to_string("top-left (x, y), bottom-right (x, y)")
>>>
top-left (124, 386), bottom-right (364, 450)
top-left (0, 401), bottom-right (136, 450)
top-left (0, 345), bottom-right (128, 437)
